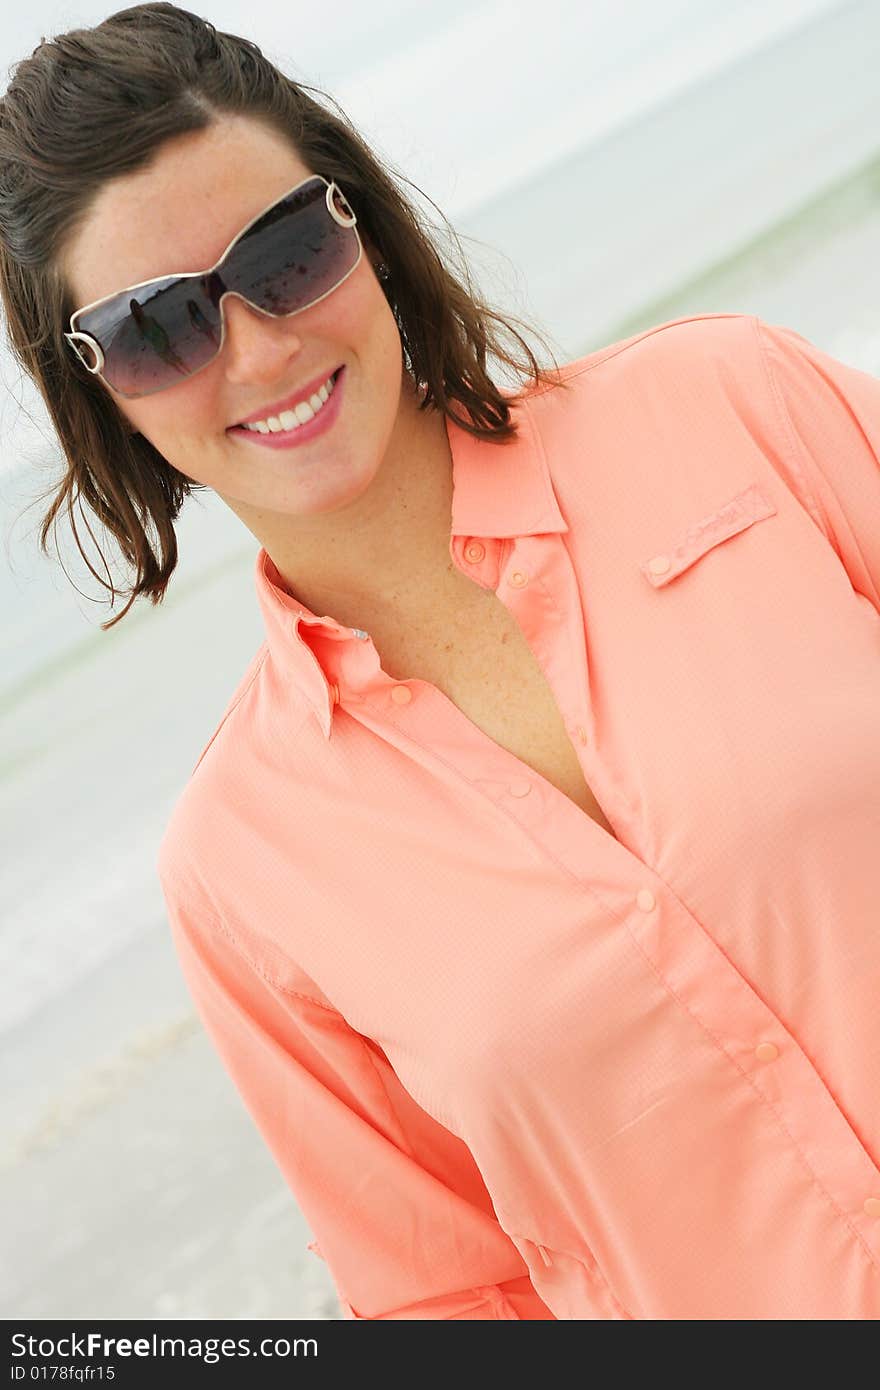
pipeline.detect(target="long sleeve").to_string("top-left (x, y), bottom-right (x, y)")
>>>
top-left (755, 316), bottom-right (880, 612)
top-left (159, 875), bottom-right (556, 1320)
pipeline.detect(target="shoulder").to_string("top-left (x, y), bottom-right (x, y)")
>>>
top-left (525, 312), bottom-right (758, 396)
top-left (516, 313), bottom-right (762, 434)
top-left (512, 312), bottom-right (766, 463)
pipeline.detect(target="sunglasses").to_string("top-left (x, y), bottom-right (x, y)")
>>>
top-left (64, 174), bottom-right (363, 399)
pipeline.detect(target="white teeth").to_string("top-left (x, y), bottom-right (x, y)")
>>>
top-left (240, 371), bottom-right (336, 432)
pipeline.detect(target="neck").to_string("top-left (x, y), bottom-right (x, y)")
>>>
top-left (229, 372), bottom-right (458, 629)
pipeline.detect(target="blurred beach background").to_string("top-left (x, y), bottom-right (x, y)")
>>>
top-left (2, 0), bottom-right (879, 1319)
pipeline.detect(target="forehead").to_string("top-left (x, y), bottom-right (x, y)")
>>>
top-left (62, 116), bottom-right (315, 309)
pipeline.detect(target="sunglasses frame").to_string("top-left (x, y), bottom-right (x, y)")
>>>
top-left (64, 174), bottom-right (363, 399)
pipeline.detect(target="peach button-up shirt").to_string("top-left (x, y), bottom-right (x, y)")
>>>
top-left (157, 313), bottom-right (880, 1319)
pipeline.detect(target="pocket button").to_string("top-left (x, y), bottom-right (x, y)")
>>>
top-left (639, 483), bottom-right (777, 589)
top-left (647, 554), bottom-right (672, 576)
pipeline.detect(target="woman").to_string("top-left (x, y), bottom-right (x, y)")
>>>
top-left (2, 4), bottom-right (879, 1321)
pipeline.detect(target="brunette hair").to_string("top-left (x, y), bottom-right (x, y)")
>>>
top-left (0, 2), bottom-right (569, 630)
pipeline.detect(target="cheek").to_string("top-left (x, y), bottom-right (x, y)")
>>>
top-left (370, 295), bottom-right (403, 368)
top-left (107, 390), bottom-right (145, 438)
top-left (343, 270), bottom-right (399, 350)
top-left (126, 374), bottom-right (220, 448)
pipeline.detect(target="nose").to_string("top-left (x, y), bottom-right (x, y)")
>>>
top-left (218, 291), bottom-right (304, 383)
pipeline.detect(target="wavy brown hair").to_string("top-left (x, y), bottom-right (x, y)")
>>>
top-left (0, 2), bottom-right (569, 630)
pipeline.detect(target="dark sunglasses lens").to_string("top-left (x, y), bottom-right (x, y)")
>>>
top-left (87, 276), bottom-right (222, 397)
top-left (79, 178), bottom-right (359, 398)
top-left (224, 178), bottom-right (360, 316)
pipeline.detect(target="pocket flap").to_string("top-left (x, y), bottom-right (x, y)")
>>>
top-left (639, 482), bottom-right (777, 588)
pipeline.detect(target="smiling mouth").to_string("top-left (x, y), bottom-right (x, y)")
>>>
top-left (232, 366), bottom-right (344, 433)
top-left (227, 364), bottom-right (346, 448)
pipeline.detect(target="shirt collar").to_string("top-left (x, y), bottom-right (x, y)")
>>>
top-left (253, 393), bottom-right (568, 736)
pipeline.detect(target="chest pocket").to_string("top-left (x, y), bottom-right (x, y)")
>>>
top-left (639, 482), bottom-right (777, 588)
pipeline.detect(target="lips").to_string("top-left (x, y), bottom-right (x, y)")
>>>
top-left (231, 366), bottom-right (343, 428)
top-left (227, 364), bottom-right (345, 450)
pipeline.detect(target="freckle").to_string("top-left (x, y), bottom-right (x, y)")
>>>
top-left (443, 642), bottom-right (453, 652)
top-left (501, 632), bottom-right (509, 644)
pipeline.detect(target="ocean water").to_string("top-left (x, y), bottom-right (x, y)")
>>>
top-left (1, 0), bottom-right (879, 1319)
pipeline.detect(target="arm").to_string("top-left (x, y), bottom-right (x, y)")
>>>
top-left (754, 315), bottom-right (880, 611)
top-left (159, 876), bottom-right (556, 1320)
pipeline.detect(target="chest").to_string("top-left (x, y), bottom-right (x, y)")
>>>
top-left (363, 582), bottom-right (618, 842)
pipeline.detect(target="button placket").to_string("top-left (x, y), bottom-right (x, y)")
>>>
top-left (504, 550), bottom-right (592, 799)
top-left (501, 540), bottom-right (595, 788)
top-left (628, 867), bottom-right (880, 1251)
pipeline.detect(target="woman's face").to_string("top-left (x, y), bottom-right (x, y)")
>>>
top-left (60, 114), bottom-right (406, 523)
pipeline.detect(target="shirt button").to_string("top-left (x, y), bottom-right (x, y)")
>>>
top-left (508, 778), bottom-right (531, 797)
top-left (648, 554), bottom-right (672, 575)
top-left (464, 541), bottom-right (485, 563)
top-left (390, 684), bottom-right (412, 704)
top-left (574, 725), bottom-right (588, 745)
top-left (537, 1244), bottom-right (553, 1267)
top-left (864, 1197), bottom-right (880, 1218)
top-left (754, 1042), bottom-right (779, 1062)
top-left (351, 628), bottom-right (369, 640)
top-left (328, 682), bottom-right (339, 705)
top-left (509, 570), bottom-right (529, 587)
top-left (636, 888), bottom-right (655, 911)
